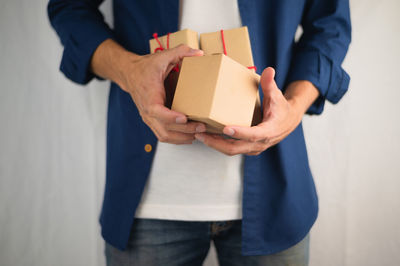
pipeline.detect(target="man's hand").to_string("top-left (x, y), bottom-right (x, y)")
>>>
top-left (91, 39), bottom-right (206, 144)
top-left (194, 67), bottom-right (319, 155)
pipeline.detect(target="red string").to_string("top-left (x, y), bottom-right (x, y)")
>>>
top-left (172, 65), bottom-right (180, 72)
top-left (153, 33), bottom-right (164, 52)
top-left (220, 30), bottom-right (228, 55)
top-left (153, 32), bottom-right (179, 72)
top-left (220, 29), bottom-right (256, 72)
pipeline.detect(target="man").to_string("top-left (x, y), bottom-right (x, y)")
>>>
top-left (48, 0), bottom-right (351, 265)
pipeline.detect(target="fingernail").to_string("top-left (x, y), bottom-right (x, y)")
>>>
top-left (195, 134), bottom-right (204, 142)
top-left (223, 128), bottom-right (235, 136)
top-left (176, 116), bottom-right (186, 124)
top-left (195, 124), bottom-right (206, 133)
top-left (190, 48), bottom-right (203, 55)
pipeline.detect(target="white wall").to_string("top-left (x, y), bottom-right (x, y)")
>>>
top-left (304, 1), bottom-right (400, 265)
top-left (0, 0), bottom-right (399, 266)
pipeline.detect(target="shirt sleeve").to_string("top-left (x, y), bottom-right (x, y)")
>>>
top-left (286, 0), bottom-right (352, 115)
top-left (47, 0), bottom-right (114, 85)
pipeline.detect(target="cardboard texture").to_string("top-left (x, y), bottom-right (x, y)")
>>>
top-left (149, 29), bottom-right (199, 54)
top-left (172, 54), bottom-right (260, 134)
top-left (200, 26), bottom-right (262, 126)
top-left (200, 26), bottom-right (254, 68)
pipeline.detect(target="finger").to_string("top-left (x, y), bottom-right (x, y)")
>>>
top-left (170, 44), bottom-right (204, 62)
top-left (166, 122), bottom-right (207, 134)
top-left (152, 119), bottom-right (195, 144)
top-left (165, 44), bottom-right (204, 66)
top-left (246, 151), bottom-right (262, 156)
top-left (260, 67), bottom-right (277, 97)
top-left (161, 131), bottom-right (195, 144)
top-left (222, 124), bottom-right (269, 143)
top-left (195, 133), bottom-right (265, 156)
top-left (260, 67), bottom-right (285, 115)
top-left (145, 116), bottom-right (194, 145)
top-left (147, 104), bottom-right (187, 124)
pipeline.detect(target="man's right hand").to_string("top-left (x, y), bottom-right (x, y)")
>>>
top-left (90, 39), bottom-right (206, 144)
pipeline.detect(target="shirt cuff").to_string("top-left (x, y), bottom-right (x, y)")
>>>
top-left (59, 25), bottom-right (114, 85)
top-left (286, 49), bottom-right (350, 115)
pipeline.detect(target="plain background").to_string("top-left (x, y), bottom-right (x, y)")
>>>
top-left (1, 0), bottom-right (399, 265)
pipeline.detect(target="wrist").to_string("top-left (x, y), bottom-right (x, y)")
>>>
top-left (90, 39), bottom-right (141, 91)
top-left (284, 80), bottom-right (319, 116)
top-left (286, 96), bottom-right (304, 125)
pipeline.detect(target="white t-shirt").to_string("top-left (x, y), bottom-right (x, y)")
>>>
top-left (134, 0), bottom-right (243, 221)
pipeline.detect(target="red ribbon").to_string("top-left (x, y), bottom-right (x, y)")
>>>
top-left (220, 30), bottom-right (228, 56)
top-left (152, 32), bottom-right (180, 72)
top-left (153, 33), bottom-right (164, 52)
top-left (220, 29), bottom-right (257, 72)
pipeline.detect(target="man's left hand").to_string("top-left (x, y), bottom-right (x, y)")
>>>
top-left (194, 67), bottom-right (318, 156)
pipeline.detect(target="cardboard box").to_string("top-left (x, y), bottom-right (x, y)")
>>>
top-left (200, 26), bottom-right (254, 68)
top-left (171, 54), bottom-right (260, 133)
top-left (149, 29), bottom-right (199, 54)
top-left (200, 26), bottom-right (262, 126)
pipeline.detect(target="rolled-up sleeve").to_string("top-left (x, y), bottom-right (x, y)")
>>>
top-left (286, 0), bottom-right (351, 114)
top-left (48, 0), bottom-right (114, 84)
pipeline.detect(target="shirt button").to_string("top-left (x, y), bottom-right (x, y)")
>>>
top-left (144, 144), bottom-right (152, 153)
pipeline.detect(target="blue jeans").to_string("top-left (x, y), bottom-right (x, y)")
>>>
top-left (105, 218), bottom-right (309, 266)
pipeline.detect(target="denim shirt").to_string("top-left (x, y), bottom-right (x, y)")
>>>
top-left (48, 0), bottom-right (351, 256)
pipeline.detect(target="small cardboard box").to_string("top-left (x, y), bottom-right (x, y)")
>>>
top-left (200, 26), bottom-right (254, 68)
top-left (200, 26), bottom-right (262, 126)
top-left (149, 29), bottom-right (199, 54)
top-left (149, 29), bottom-right (199, 108)
top-left (171, 54), bottom-right (260, 133)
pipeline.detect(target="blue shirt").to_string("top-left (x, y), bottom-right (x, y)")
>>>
top-left (48, 0), bottom-right (351, 256)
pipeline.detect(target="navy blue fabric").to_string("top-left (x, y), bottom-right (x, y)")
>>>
top-left (48, 0), bottom-right (351, 256)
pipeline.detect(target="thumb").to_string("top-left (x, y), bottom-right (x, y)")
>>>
top-left (163, 44), bottom-right (203, 76)
top-left (260, 67), bottom-right (277, 97)
top-left (168, 44), bottom-right (203, 65)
